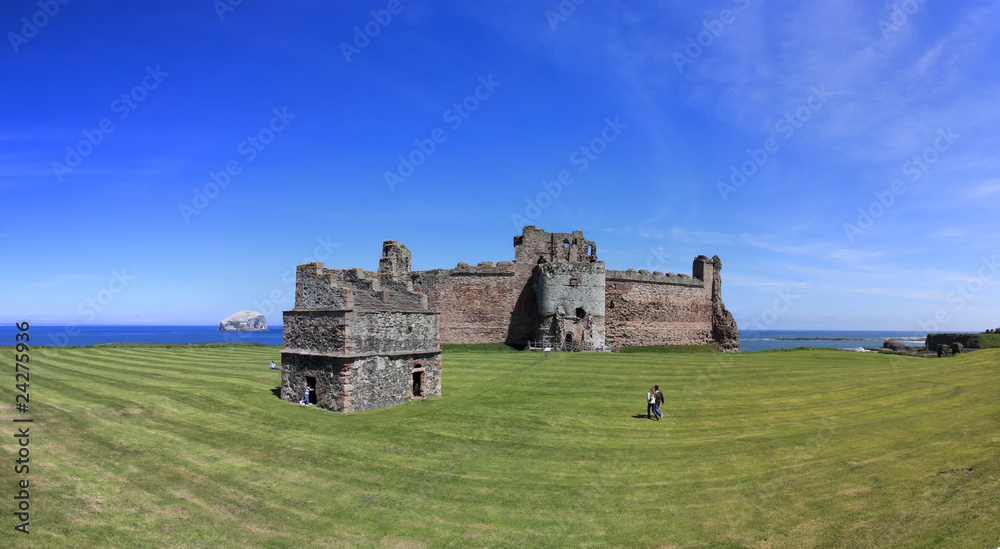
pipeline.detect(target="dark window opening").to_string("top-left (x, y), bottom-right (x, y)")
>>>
top-left (608, 300), bottom-right (615, 309)
top-left (576, 307), bottom-right (586, 319)
top-left (537, 255), bottom-right (547, 264)
top-left (569, 276), bottom-right (580, 287)
top-left (412, 371), bottom-right (424, 397)
top-left (565, 333), bottom-right (573, 343)
top-left (305, 375), bottom-right (318, 405)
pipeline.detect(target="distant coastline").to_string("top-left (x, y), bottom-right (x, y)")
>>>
top-left (0, 326), bottom-right (956, 353)
top-left (0, 325), bottom-right (283, 347)
top-left (770, 336), bottom-right (926, 341)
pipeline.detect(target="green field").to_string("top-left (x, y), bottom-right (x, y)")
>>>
top-left (2, 345), bottom-right (999, 548)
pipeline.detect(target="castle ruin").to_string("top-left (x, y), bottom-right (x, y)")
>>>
top-left (281, 226), bottom-right (738, 412)
top-left (408, 226), bottom-right (739, 352)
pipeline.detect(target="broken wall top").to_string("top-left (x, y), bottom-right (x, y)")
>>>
top-left (294, 262), bottom-right (429, 312)
top-left (514, 226), bottom-right (597, 265)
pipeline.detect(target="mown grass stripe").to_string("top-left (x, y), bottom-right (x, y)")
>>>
top-left (2, 345), bottom-right (998, 547)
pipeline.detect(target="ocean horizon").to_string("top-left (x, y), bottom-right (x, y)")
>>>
top-left (0, 325), bottom-right (960, 352)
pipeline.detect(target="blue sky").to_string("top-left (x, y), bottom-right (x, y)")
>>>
top-left (2, 0), bottom-right (998, 331)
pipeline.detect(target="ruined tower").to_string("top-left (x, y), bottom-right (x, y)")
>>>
top-left (517, 228), bottom-right (606, 349)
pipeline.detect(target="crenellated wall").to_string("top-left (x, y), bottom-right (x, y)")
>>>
top-left (410, 263), bottom-right (524, 344)
top-left (406, 226), bottom-right (737, 350)
top-left (603, 257), bottom-right (716, 347)
top-left (289, 226), bottom-right (739, 358)
top-left (604, 279), bottom-right (714, 347)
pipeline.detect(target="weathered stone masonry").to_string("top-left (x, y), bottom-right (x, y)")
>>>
top-left (409, 226), bottom-right (739, 351)
top-left (281, 255), bottom-right (442, 413)
top-left (281, 226), bottom-right (738, 412)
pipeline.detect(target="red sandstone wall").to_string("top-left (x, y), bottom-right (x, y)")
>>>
top-left (604, 280), bottom-right (714, 346)
top-left (412, 272), bottom-right (527, 344)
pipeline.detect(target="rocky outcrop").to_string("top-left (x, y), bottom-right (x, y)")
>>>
top-left (710, 255), bottom-right (740, 352)
top-left (884, 340), bottom-right (908, 352)
top-left (219, 310), bottom-right (267, 331)
top-left (925, 333), bottom-right (979, 351)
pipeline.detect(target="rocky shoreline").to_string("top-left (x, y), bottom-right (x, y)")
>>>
top-left (868, 337), bottom-right (974, 357)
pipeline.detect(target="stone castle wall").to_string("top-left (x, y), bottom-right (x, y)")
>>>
top-left (603, 258), bottom-right (717, 347)
top-left (604, 279), bottom-right (713, 346)
top-left (406, 227), bottom-right (738, 350)
top-left (410, 265), bottom-right (522, 345)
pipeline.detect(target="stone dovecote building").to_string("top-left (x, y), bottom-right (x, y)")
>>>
top-left (280, 249), bottom-right (441, 413)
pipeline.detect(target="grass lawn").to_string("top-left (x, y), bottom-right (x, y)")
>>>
top-left (2, 344), bottom-right (998, 548)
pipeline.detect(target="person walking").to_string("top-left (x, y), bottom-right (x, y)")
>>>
top-left (653, 385), bottom-right (664, 420)
top-left (647, 387), bottom-right (655, 419)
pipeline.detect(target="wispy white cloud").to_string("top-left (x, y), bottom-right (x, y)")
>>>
top-left (828, 248), bottom-right (885, 264)
top-left (725, 271), bottom-right (810, 290)
top-left (821, 285), bottom-right (940, 301)
top-left (738, 234), bottom-right (832, 256)
top-left (30, 273), bottom-right (93, 288)
top-left (671, 227), bottom-right (732, 244)
top-left (966, 179), bottom-right (1000, 199)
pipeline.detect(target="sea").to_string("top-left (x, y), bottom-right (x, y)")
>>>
top-left (0, 325), bottom-right (937, 352)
